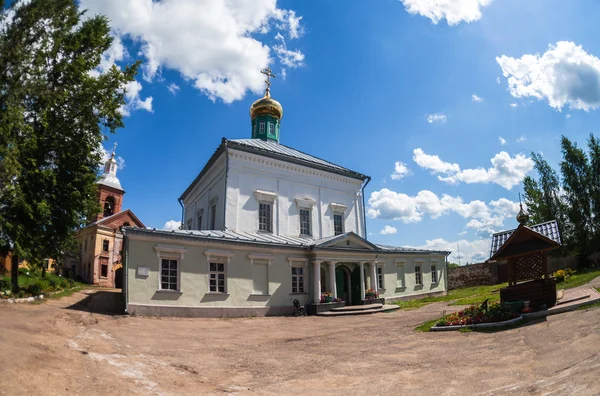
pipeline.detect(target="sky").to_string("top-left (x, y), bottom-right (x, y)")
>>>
top-left (78, 0), bottom-right (600, 264)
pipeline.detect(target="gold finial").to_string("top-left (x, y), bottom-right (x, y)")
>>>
top-left (517, 192), bottom-right (529, 225)
top-left (261, 67), bottom-right (276, 97)
top-left (111, 142), bottom-right (118, 159)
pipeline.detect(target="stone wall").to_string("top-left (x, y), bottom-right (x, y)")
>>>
top-left (447, 262), bottom-right (498, 290)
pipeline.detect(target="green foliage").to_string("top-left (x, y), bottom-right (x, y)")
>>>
top-left (556, 267), bottom-right (600, 289)
top-left (0, 0), bottom-right (139, 267)
top-left (415, 319), bottom-right (438, 332)
top-left (523, 135), bottom-right (600, 262)
top-left (395, 283), bottom-right (507, 309)
top-left (447, 262), bottom-right (460, 269)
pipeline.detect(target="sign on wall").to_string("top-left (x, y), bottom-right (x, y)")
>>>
top-left (137, 266), bottom-right (149, 277)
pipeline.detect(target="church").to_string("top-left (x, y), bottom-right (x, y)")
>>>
top-left (122, 69), bottom-right (450, 317)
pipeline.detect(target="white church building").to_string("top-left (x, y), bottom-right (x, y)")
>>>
top-left (123, 70), bottom-right (450, 317)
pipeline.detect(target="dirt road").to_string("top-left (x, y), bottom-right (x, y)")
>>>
top-left (1, 289), bottom-right (600, 395)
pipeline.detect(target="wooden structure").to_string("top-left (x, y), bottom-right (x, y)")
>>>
top-left (489, 221), bottom-right (561, 308)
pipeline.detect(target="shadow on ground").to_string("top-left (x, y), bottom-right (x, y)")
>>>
top-left (65, 290), bottom-right (125, 316)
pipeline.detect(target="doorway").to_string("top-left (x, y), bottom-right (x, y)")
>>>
top-left (114, 267), bottom-right (123, 289)
top-left (335, 265), bottom-right (352, 305)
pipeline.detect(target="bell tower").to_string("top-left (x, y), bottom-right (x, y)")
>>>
top-left (94, 143), bottom-right (125, 222)
top-left (250, 68), bottom-right (283, 143)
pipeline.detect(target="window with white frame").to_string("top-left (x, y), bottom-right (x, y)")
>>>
top-left (268, 122), bottom-right (274, 136)
top-left (377, 266), bottom-right (384, 289)
top-left (299, 209), bottom-right (311, 236)
top-left (259, 203), bottom-right (273, 232)
top-left (291, 267), bottom-right (305, 293)
top-left (259, 121), bottom-right (265, 135)
top-left (431, 265), bottom-right (438, 284)
top-left (160, 258), bottom-right (178, 291)
top-left (333, 213), bottom-right (344, 235)
top-left (209, 262), bottom-right (226, 293)
top-left (415, 265), bottom-right (422, 285)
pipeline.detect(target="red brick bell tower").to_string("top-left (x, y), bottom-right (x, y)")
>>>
top-left (94, 143), bottom-right (125, 222)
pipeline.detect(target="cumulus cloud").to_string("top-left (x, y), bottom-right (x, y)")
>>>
top-left (167, 83), bottom-right (180, 95)
top-left (472, 94), bottom-right (483, 102)
top-left (408, 238), bottom-right (491, 264)
top-left (380, 225), bottom-right (398, 235)
top-left (517, 135), bottom-right (526, 143)
top-left (121, 80), bottom-right (153, 116)
top-left (163, 220), bottom-right (182, 231)
top-left (98, 144), bottom-right (126, 171)
top-left (497, 41), bottom-right (600, 111)
top-left (414, 148), bottom-right (533, 190)
top-left (426, 113), bottom-right (447, 124)
top-left (273, 33), bottom-right (305, 69)
top-left (80, 0), bottom-right (305, 104)
top-left (401, 0), bottom-right (492, 26)
top-left (499, 136), bottom-right (507, 145)
top-left (390, 161), bottom-right (410, 180)
top-left (367, 189), bottom-right (523, 237)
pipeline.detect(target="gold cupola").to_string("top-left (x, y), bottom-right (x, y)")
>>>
top-left (251, 68), bottom-right (283, 142)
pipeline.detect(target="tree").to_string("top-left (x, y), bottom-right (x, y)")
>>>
top-left (0, 0), bottom-right (139, 291)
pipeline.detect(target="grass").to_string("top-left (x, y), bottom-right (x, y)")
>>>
top-left (395, 283), bottom-right (507, 310)
top-left (1, 270), bottom-right (84, 300)
top-left (415, 319), bottom-right (438, 332)
top-left (556, 267), bottom-right (600, 290)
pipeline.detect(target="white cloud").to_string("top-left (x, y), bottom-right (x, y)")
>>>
top-left (163, 220), bottom-right (182, 231)
top-left (472, 94), bottom-right (483, 102)
top-left (98, 144), bottom-right (126, 171)
top-left (380, 225), bottom-right (398, 235)
top-left (401, 0), bottom-right (492, 25)
top-left (390, 161), bottom-right (410, 180)
top-left (497, 41), bottom-right (600, 111)
top-left (409, 238), bottom-right (490, 264)
top-left (367, 189), bottom-right (521, 237)
top-left (80, 0), bottom-right (305, 104)
top-left (120, 80), bottom-right (153, 116)
top-left (426, 113), bottom-right (447, 124)
top-left (509, 102), bottom-right (518, 108)
top-left (414, 148), bottom-right (533, 190)
top-left (273, 33), bottom-right (305, 69)
top-left (517, 135), bottom-right (526, 142)
top-left (167, 83), bottom-right (180, 95)
top-left (498, 136), bottom-right (507, 145)
top-left (458, 230), bottom-right (468, 236)
top-left (566, 114), bottom-right (572, 119)
top-left (496, 77), bottom-right (501, 84)
top-left (413, 148), bottom-right (460, 174)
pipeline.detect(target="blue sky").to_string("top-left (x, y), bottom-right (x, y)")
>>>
top-left (80, 0), bottom-right (600, 263)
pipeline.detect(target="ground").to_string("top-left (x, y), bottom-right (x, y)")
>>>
top-left (1, 287), bottom-right (600, 395)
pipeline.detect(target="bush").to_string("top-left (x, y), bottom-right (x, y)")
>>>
top-left (27, 283), bottom-right (43, 296)
top-left (554, 269), bottom-right (566, 283)
top-left (0, 276), bottom-right (11, 291)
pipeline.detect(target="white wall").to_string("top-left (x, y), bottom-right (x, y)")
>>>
top-left (183, 153), bottom-right (227, 231)
top-left (225, 149), bottom-right (366, 238)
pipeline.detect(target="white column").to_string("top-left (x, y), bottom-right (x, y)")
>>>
top-left (370, 262), bottom-right (378, 293)
top-left (313, 260), bottom-right (322, 303)
top-left (328, 261), bottom-right (337, 298)
top-left (359, 262), bottom-right (366, 300)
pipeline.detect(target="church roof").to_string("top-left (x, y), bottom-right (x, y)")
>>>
top-left (125, 228), bottom-right (449, 255)
top-left (489, 220), bottom-right (561, 257)
top-left (97, 172), bottom-right (124, 191)
top-left (180, 138), bottom-right (370, 200)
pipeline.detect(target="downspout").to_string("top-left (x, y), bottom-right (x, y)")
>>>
top-left (361, 176), bottom-right (371, 239)
top-left (444, 253), bottom-right (449, 294)
top-left (178, 198), bottom-right (184, 227)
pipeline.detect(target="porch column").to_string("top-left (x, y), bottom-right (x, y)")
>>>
top-left (359, 261), bottom-right (366, 300)
top-left (313, 260), bottom-right (322, 303)
top-left (328, 261), bottom-right (337, 298)
top-left (370, 262), bottom-right (378, 293)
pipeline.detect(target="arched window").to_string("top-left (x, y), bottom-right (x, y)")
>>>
top-left (122, 222), bottom-right (130, 227)
top-left (104, 196), bottom-right (115, 217)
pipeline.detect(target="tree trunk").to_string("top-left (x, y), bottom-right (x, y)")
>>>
top-left (11, 254), bottom-right (19, 293)
top-left (42, 263), bottom-right (46, 278)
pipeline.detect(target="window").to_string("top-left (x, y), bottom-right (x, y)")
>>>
top-left (160, 258), bottom-right (178, 291)
top-left (396, 261), bottom-right (406, 288)
top-left (334, 213), bottom-right (344, 235)
top-left (415, 265), bottom-right (422, 285)
top-left (300, 209), bottom-right (311, 236)
top-left (268, 122), bottom-right (274, 136)
top-left (259, 203), bottom-right (273, 232)
top-left (197, 209), bottom-right (203, 231)
top-left (291, 267), bottom-right (304, 293)
top-left (187, 219), bottom-right (192, 230)
top-left (104, 196), bottom-right (115, 217)
top-left (100, 257), bottom-right (108, 278)
top-left (209, 262), bottom-right (226, 293)
top-left (377, 266), bottom-right (384, 289)
top-left (210, 204), bottom-right (217, 230)
top-left (259, 121), bottom-right (265, 135)
top-left (102, 239), bottom-right (109, 252)
top-left (431, 265), bottom-right (438, 284)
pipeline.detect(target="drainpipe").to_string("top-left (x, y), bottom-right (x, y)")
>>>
top-left (178, 197), bottom-right (184, 227)
top-left (361, 176), bottom-right (371, 239)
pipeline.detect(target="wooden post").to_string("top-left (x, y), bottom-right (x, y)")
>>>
top-left (543, 251), bottom-right (549, 280)
top-left (507, 258), bottom-right (513, 286)
top-left (11, 253), bottom-right (19, 293)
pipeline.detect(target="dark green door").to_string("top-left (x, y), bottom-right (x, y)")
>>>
top-left (351, 267), bottom-right (362, 306)
top-left (335, 267), bottom-right (345, 300)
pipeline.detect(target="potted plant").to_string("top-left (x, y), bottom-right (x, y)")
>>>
top-left (321, 292), bottom-right (333, 303)
top-left (365, 289), bottom-right (379, 299)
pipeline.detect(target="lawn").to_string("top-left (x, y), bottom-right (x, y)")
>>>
top-left (397, 266), bottom-right (600, 311)
top-left (1, 270), bottom-right (84, 299)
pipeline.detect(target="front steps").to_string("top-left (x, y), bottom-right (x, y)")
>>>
top-left (316, 303), bottom-right (400, 317)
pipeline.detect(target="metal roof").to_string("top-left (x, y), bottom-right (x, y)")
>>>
top-left (97, 172), bottom-right (123, 191)
top-left (228, 139), bottom-right (369, 180)
top-left (126, 228), bottom-right (449, 255)
top-left (489, 220), bottom-right (561, 257)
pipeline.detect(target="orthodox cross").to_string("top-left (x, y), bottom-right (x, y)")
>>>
top-left (111, 142), bottom-right (118, 158)
top-left (261, 67), bottom-right (276, 96)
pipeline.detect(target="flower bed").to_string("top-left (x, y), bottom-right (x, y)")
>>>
top-left (433, 302), bottom-right (520, 328)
